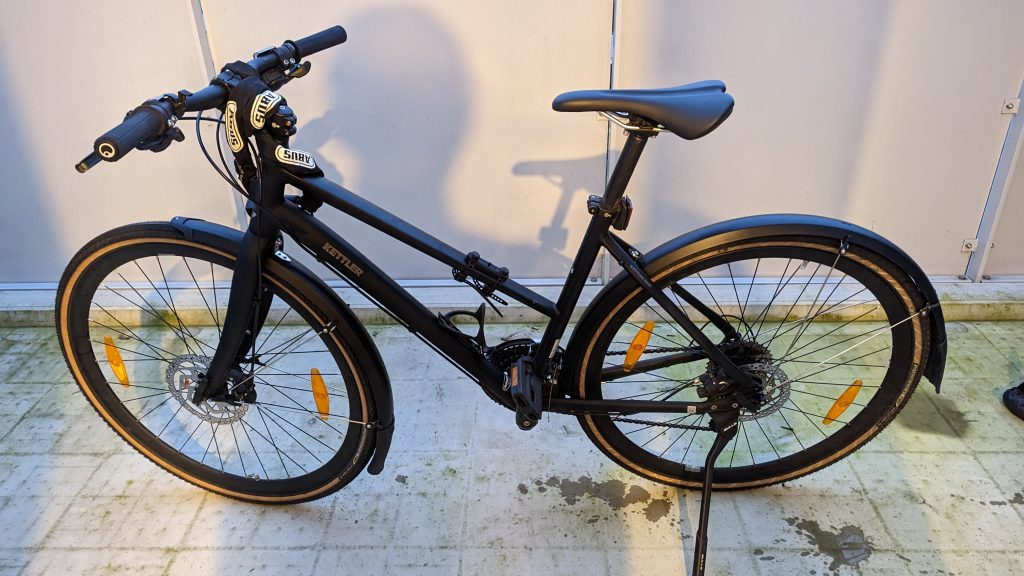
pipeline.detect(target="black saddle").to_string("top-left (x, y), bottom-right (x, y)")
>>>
top-left (552, 80), bottom-right (734, 140)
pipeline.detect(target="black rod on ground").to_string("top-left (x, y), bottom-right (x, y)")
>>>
top-left (689, 409), bottom-right (739, 576)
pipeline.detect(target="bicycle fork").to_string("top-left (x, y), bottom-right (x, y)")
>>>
top-left (191, 216), bottom-right (278, 405)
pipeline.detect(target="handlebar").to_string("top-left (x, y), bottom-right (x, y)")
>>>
top-left (76, 25), bottom-right (347, 173)
top-left (288, 25), bottom-right (347, 60)
top-left (94, 100), bottom-right (176, 163)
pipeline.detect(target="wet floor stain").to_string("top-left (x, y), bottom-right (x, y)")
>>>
top-left (785, 517), bottom-right (873, 574)
top-left (394, 474), bottom-right (407, 484)
top-left (519, 475), bottom-right (674, 523)
top-left (643, 498), bottom-right (672, 522)
top-left (959, 493), bottom-right (1020, 507)
top-left (543, 476), bottom-right (649, 508)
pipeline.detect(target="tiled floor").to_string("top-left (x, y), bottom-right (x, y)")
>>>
top-left (0, 321), bottom-right (1021, 575)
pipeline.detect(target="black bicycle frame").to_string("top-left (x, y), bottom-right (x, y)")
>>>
top-left (201, 130), bottom-right (750, 417)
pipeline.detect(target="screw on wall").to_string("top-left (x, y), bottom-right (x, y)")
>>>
top-left (1003, 98), bottom-right (1020, 114)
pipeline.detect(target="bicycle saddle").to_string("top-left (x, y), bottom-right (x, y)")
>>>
top-left (552, 80), bottom-right (734, 140)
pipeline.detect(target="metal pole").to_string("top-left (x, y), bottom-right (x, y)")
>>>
top-left (965, 78), bottom-right (1024, 281)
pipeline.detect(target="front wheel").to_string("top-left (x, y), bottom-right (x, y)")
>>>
top-left (572, 235), bottom-right (930, 490)
top-left (56, 222), bottom-right (376, 503)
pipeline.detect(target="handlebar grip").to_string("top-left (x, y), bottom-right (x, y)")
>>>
top-left (93, 100), bottom-right (172, 162)
top-left (288, 25), bottom-right (347, 59)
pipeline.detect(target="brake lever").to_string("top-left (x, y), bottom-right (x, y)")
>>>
top-left (262, 60), bottom-right (311, 90)
top-left (286, 61), bottom-right (311, 79)
top-left (138, 126), bottom-right (185, 153)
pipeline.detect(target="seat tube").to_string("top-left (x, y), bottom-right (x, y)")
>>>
top-left (600, 131), bottom-right (651, 211)
top-left (532, 131), bottom-right (652, 372)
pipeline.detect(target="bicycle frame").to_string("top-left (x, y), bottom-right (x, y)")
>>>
top-left (199, 129), bottom-right (756, 418)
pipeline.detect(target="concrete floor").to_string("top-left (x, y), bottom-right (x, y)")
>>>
top-left (0, 320), bottom-right (1022, 575)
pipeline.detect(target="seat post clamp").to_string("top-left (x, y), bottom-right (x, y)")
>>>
top-left (587, 195), bottom-right (633, 230)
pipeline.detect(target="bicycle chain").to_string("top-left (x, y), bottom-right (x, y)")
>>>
top-left (611, 415), bottom-right (712, 431)
top-left (605, 346), bottom-right (693, 356)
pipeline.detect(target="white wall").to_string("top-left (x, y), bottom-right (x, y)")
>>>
top-left (0, 0), bottom-right (239, 283)
top-left (199, 0), bottom-right (612, 280)
top-left (984, 136), bottom-right (1024, 276)
top-left (613, 0), bottom-right (1024, 275)
top-left (1, 0), bottom-right (1022, 283)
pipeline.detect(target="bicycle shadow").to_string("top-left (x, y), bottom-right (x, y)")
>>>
top-left (511, 154), bottom-right (608, 270)
top-left (0, 52), bottom-right (61, 283)
top-left (294, 5), bottom-right (468, 279)
top-left (293, 9), bottom-right (604, 282)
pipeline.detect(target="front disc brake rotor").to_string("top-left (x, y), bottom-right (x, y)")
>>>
top-left (166, 354), bottom-right (248, 424)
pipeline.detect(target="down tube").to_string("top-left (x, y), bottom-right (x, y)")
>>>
top-left (273, 201), bottom-right (506, 389)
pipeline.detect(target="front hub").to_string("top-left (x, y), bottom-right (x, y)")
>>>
top-left (167, 355), bottom-right (249, 424)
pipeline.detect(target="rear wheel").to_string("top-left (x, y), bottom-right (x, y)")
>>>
top-left (573, 236), bottom-right (929, 489)
top-left (56, 223), bottom-right (376, 503)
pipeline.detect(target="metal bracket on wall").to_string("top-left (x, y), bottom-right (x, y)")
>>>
top-left (964, 85), bottom-right (1024, 282)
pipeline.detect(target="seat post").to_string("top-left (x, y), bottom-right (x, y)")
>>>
top-left (600, 130), bottom-right (652, 211)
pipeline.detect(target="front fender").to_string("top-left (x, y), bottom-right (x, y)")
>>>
top-left (575, 214), bottom-right (946, 391)
top-left (169, 216), bottom-right (396, 474)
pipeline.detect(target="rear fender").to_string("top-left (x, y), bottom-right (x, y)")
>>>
top-left (169, 216), bottom-right (396, 474)
top-left (571, 214), bottom-right (946, 391)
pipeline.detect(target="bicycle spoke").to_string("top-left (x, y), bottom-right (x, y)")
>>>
top-left (740, 258), bottom-right (760, 323)
top-left (229, 422), bottom-right (247, 478)
top-left (157, 255), bottom-right (216, 356)
top-left (210, 262), bottom-right (221, 337)
top-left (255, 307), bottom-right (294, 356)
top-left (239, 417), bottom-right (270, 480)
top-left (88, 336), bottom-right (170, 363)
top-left (210, 422), bottom-right (226, 470)
top-left (90, 309), bottom-right (176, 360)
top-left (262, 407), bottom-right (336, 452)
top-left (750, 258), bottom-right (798, 339)
top-left (108, 272), bottom-right (207, 353)
top-left (131, 263), bottom-right (200, 356)
top-left (183, 257), bottom-right (221, 336)
top-left (253, 406), bottom-right (294, 478)
top-left (754, 418), bottom-right (780, 460)
top-left (790, 387), bottom-right (866, 408)
top-left (679, 415), bottom-right (706, 463)
top-left (260, 407), bottom-right (326, 463)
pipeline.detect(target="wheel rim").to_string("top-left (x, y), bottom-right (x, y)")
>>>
top-left (63, 239), bottom-right (368, 496)
top-left (580, 241), bottom-right (922, 486)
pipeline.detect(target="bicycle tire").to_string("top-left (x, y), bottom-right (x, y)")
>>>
top-left (56, 222), bottom-right (376, 503)
top-left (570, 235), bottom-right (930, 490)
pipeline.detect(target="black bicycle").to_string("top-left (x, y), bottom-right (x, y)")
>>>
top-left (57, 26), bottom-right (947, 575)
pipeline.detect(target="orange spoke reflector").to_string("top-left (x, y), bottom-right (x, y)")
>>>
top-left (311, 368), bottom-right (330, 421)
top-left (623, 320), bottom-right (656, 373)
top-left (822, 379), bottom-right (862, 425)
top-left (103, 336), bottom-right (130, 387)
